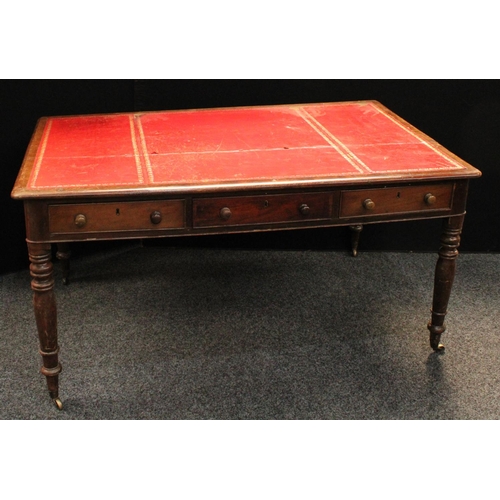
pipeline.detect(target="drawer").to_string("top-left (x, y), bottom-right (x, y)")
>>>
top-left (193, 192), bottom-right (332, 228)
top-left (339, 183), bottom-right (454, 218)
top-left (49, 199), bottom-right (185, 234)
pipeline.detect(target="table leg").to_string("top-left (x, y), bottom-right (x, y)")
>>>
top-left (28, 242), bottom-right (63, 409)
top-left (349, 224), bottom-right (363, 257)
top-left (56, 243), bottom-right (71, 285)
top-left (427, 216), bottom-right (464, 351)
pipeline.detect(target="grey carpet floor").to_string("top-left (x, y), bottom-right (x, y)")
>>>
top-left (1, 243), bottom-right (499, 419)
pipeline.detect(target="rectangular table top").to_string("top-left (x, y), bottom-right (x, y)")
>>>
top-left (12, 100), bottom-right (481, 199)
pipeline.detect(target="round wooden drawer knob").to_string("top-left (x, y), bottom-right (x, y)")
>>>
top-left (424, 193), bottom-right (437, 205)
top-left (299, 204), bottom-right (310, 215)
top-left (220, 207), bottom-right (232, 220)
top-left (150, 211), bottom-right (162, 224)
top-left (363, 199), bottom-right (375, 210)
top-left (74, 214), bottom-right (87, 227)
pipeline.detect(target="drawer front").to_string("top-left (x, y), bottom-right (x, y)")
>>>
top-left (193, 192), bottom-right (332, 228)
top-left (339, 183), bottom-right (454, 218)
top-left (49, 200), bottom-right (185, 234)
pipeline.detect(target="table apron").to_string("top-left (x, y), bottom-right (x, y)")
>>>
top-left (23, 180), bottom-right (469, 243)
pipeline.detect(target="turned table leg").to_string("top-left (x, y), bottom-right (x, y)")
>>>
top-left (56, 243), bottom-right (71, 285)
top-left (427, 216), bottom-right (464, 352)
top-left (28, 242), bottom-right (63, 409)
top-left (349, 224), bottom-right (363, 257)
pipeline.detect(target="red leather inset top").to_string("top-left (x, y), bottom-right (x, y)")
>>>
top-left (28, 101), bottom-right (467, 192)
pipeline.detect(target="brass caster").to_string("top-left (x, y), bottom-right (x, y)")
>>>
top-left (352, 249), bottom-right (358, 258)
top-left (53, 398), bottom-right (63, 410)
top-left (428, 323), bottom-right (445, 353)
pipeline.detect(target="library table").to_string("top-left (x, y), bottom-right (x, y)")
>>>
top-left (11, 101), bottom-right (481, 409)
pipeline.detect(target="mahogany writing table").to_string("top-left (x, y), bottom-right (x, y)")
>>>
top-left (11, 100), bottom-right (481, 410)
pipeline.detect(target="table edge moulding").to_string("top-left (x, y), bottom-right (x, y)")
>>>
top-left (11, 100), bottom-right (482, 410)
